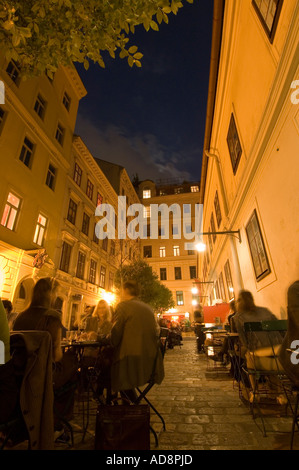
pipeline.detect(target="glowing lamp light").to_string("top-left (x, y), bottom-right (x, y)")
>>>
top-left (191, 287), bottom-right (198, 295)
top-left (192, 299), bottom-right (198, 306)
top-left (171, 316), bottom-right (179, 322)
top-left (102, 291), bottom-right (115, 305)
top-left (185, 312), bottom-right (190, 318)
top-left (195, 242), bottom-right (206, 253)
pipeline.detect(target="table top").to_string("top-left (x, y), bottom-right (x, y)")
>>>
top-left (61, 340), bottom-right (101, 348)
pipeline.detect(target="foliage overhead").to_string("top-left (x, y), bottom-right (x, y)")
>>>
top-left (0, 0), bottom-right (194, 78)
top-left (114, 259), bottom-right (175, 313)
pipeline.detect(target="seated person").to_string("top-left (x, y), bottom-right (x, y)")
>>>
top-left (232, 290), bottom-right (284, 402)
top-left (108, 280), bottom-right (164, 403)
top-left (279, 281), bottom-right (299, 387)
top-left (13, 277), bottom-right (78, 434)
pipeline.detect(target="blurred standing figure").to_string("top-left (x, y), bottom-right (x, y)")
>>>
top-left (86, 299), bottom-right (113, 337)
top-left (109, 281), bottom-right (164, 401)
top-left (2, 300), bottom-right (18, 331)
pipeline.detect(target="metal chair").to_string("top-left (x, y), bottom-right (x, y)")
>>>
top-left (242, 320), bottom-right (288, 436)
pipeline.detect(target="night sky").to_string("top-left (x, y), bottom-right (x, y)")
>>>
top-left (74, 0), bottom-right (213, 184)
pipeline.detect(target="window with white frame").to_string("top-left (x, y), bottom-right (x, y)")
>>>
top-left (33, 213), bottom-right (47, 246)
top-left (1, 192), bottom-right (21, 231)
top-left (173, 246), bottom-right (180, 257)
top-left (143, 189), bottom-right (151, 199)
top-left (159, 246), bottom-right (166, 258)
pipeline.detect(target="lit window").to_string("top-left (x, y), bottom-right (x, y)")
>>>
top-left (33, 213), bottom-right (47, 246)
top-left (76, 251), bottom-right (86, 279)
top-left (224, 260), bottom-right (234, 300)
top-left (1, 192), bottom-right (21, 231)
top-left (176, 291), bottom-right (184, 306)
top-left (89, 259), bottom-right (97, 284)
top-left (100, 266), bottom-right (106, 288)
top-left (19, 137), bottom-right (34, 168)
top-left (34, 94), bottom-right (47, 120)
top-left (97, 193), bottom-right (103, 207)
top-left (45, 163), bottom-right (56, 190)
top-left (173, 246), bottom-right (180, 257)
top-left (143, 206), bottom-right (151, 219)
top-left (55, 123), bottom-right (65, 146)
top-left (63, 91), bottom-right (71, 111)
top-left (160, 247), bottom-right (166, 258)
top-left (191, 186), bottom-right (199, 193)
top-left (143, 189), bottom-right (151, 199)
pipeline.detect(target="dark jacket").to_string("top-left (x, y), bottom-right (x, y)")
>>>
top-left (110, 298), bottom-right (164, 391)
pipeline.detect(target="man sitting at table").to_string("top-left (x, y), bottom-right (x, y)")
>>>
top-left (109, 280), bottom-right (164, 402)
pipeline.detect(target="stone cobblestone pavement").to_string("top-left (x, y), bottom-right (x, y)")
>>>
top-left (64, 336), bottom-right (298, 451)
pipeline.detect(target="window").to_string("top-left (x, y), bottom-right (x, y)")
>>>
top-left (160, 246), bottom-right (166, 258)
top-left (0, 106), bottom-right (6, 133)
top-left (63, 91), bottom-right (71, 111)
top-left (82, 212), bottom-right (90, 236)
top-left (188, 250), bottom-right (195, 255)
top-left (174, 187), bottom-right (183, 194)
top-left (93, 222), bottom-right (99, 244)
top-left (143, 189), bottom-right (151, 199)
top-left (160, 268), bottom-right (167, 281)
top-left (176, 291), bottom-right (184, 306)
top-left (99, 266), bottom-right (106, 288)
top-left (86, 179), bottom-right (94, 200)
top-left (67, 199), bottom-right (77, 225)
top-left (227, 114), bottom-right (242, 174)
top-left (143, 246), bottom-right (152, 258)
top-left (173, 246), bottom-right (180, 257)
top-left (214, 191), bottom-right (222, 227)
top-left (224, 260), bottom-right (235, 300)
top-left (76, 251), bottom-right (86, 279)
top-left (34, 94), bottom-right (47, 119)
top-left (189, 266), bottom-right (197, 279)
top-left (97, 193), bottom-right (103, 207)
top-left (246, 210), bottom-right (271, 280)
top-left (108, 272), bottom-right (114, 291)
top-left (110, 240), bottom-right (115, 255)
top-left (143, 206), bottom-right (151, 219)
top-left (73, 163), bottom-right (82, 186)
top-left (89, 259), bottom-right (97, 284)
top-left (55, 123), bottom-right (65, 146)
top-left (252, 0), bottom-right (283, 42)
top-left (219, 272), bottom-right (226, 301)
top-left (45, 163), bottom-right (56, 190)
top-left (102, 237), bottom-right (108, 252)
top-left (191, 186), bottom-right (199, 193)
top-left (19, 137), bottom-right (34, 168)
top-left (6, 60), bottom-right (20, 84)
top-left (33, 213), bottom-right (47, 246)
top-left (210, 213), bottom-right (217, 243)
top-left (60, 241), bottom-right (72, 273)
top-left (174, 267), bottom-right (182, 280)
top-left (1, 192), bottom-right (21, 231)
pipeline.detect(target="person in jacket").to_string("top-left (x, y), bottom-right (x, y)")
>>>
top-left (109, 280), bottom-right (164, 401)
